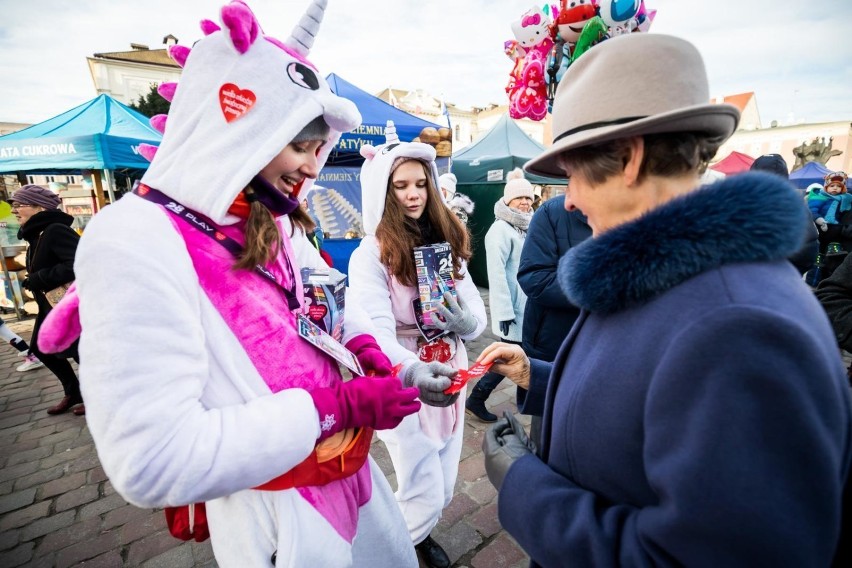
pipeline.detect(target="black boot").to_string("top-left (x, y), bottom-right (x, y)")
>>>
top-left (415, 534), bottom-right (450, 568)
top-left (465, 383), bottom-right (497, 422)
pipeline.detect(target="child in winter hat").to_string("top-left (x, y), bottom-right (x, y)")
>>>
top-left (809, 170), bottom-right (851, 232)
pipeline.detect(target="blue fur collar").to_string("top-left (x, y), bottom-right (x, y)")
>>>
top-left (558, 173), bottom-right (806, 314)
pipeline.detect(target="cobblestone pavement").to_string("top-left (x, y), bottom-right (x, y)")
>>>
top-left (0, 288), bottom-right (530, 567)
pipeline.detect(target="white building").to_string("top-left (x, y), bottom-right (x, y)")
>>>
top-left (86, 35), bottom-right (182, 107)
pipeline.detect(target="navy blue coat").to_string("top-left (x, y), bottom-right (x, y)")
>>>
top-left (517, 197), bottom-right (592, 361)
top-left (503, 174), bottom-right (852, 567)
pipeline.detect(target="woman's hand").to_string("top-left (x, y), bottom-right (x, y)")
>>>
top-left (476, 342), bottom-right (530, 389)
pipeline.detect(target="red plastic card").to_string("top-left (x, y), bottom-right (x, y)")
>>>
top-left (444, 362), bottom-right (492, 395)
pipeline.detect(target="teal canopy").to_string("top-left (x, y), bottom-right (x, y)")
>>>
top-left (0, 94), bottom-right (161, 171)
top-left (452, 114), bottom-right (566, 185)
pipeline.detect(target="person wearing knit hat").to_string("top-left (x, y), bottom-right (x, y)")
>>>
top-left (10, 184), bottom-right (62, 210)
top-left (35, 2), bottom-right (422, 566)
top-left (477, 33), bottom-right (849, 566)
top-left (501, 167), bottom-right (535, 206)
top-left (348, 121), bottom-right (487, 568)
top-left (466, 168), bottom-right (532, 422)
top-left (749, 154), bottom-right (818, 275)
top-left (10, 185), bottom-right (81, 412)
top-left (749, 153), bottom-right (789, 179)
top-left (438, 172), bottom-right (457, 203)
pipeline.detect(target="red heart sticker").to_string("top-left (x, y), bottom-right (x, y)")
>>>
top-left (308, 304), bottom-right (328, 321)
top-left (219, 83), bottom-right (256, 123)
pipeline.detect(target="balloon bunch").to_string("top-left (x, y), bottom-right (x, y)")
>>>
top-left (505, 5), bottom-right (555, 121)
top-left (504, 1), bottom-right (656, 119)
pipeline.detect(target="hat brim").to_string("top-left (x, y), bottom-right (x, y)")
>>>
top-left (524, 103), bottom-right (740, 178)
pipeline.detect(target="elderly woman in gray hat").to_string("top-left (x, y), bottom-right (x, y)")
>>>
top-left (477, 33), bottom-right (851, 567)
top-left (11, 184), bottom-right (82, 415)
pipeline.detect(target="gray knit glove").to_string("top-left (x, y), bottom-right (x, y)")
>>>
top-left (404, 361), bottom-right (459, 407)
top-left (816, 217), bottom-right (828, 232)
top-left (432, 292), bottom-right (478, 336)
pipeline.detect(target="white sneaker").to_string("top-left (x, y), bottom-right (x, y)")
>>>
top-left (17, 355), bottom-right (44, 372)
top-left (17, 350), bottom-right (28, 357)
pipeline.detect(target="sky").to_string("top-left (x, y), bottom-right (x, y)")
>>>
top-left (1, 0), bottom-right (851, 128)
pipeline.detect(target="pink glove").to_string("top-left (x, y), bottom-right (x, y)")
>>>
top-left (345, 334), bottom-right (393, 377)
top-left (309, 377), bottom-right (421, 441)
top-left (38, 283), bottom-right (81, 353)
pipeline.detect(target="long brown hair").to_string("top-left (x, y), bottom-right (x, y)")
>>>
top-left (376, 162), bottom-right (471, 287)
top-left (233, 186), bottom-right (316, 270)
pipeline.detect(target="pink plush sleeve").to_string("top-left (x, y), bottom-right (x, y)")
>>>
top-left (38, 283), bottom-right (82, 353)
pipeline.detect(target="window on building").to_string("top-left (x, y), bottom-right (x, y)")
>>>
top-left (454, 125), bottom-right (460, 141)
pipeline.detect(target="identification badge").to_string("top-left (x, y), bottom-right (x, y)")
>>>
top-left (444, 362), bottom-right (492, 395)
top-left (297, 314), bottom-right (364, 376)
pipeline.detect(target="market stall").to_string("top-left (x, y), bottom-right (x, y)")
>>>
top-left (709, 151), bottom-right (754, 175)
top-left (311, 74), bottom-right (448, 273)
top-left (0, 94), bottom-right (161, 316)
top-left (451, 114), bottom-right (566, 286)
top-left (0, 94), bottom-right (162, 214)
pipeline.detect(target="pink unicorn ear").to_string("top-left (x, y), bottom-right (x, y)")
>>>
top-left (167, 45), bottom-right (191, 68)
top-left (149, 114), bottom-right (167, 134)
top-left (138, 144), bottom-right (159, 162)
top-left (220, 1), bottom-right (260, 54)
top-left (157, 82), bottom-right (178, 102)
top-left (360, 145), bottom-right (377, 160)
top-left (200, 18), bottom-right (221, 35)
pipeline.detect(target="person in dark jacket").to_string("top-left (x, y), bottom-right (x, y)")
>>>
top-left (816, 252), bottom-right (852, 378)
top-left (516, 197), bottom-right (591, 444)
top-left (749, 153), bottom-right (819, 274)
top-left (517, 197), bottom-right (591, 362)
top-left (476, 33), bottom-right (851, 568)
top-left (11, 185), bottom-right (82, 416)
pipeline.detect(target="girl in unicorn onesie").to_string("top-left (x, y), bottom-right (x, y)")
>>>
top-left (348, 123), bottom-right (488, 568)
top-left (37, 1), bottom-right (423, 566)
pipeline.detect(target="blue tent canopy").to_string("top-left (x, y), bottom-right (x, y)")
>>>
top-left (325, 73), bottom-right (443, 165)
top-left (0, 94), bottom-right (161, 171)
top-left (789, 161), bottom-right (831, 190)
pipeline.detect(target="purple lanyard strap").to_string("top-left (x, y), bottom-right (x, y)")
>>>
top-left (134, 183), bottom-right (301, 312)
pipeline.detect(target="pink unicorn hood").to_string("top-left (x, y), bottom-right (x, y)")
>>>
top-left (141, 0), bottom-right (361, 225)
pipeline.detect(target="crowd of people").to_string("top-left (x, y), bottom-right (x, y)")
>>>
top-left (3, 1), bottom-right (850, 567)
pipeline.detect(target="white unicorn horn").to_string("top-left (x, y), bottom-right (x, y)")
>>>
top-left (285, 0), bottom-right (328, 56)
top-left (385, 120), bottom-right (399, 144)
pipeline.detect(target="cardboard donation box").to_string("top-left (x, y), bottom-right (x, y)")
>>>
top-left (301, 267), bottom-right (347, 341)
top-left (413, 242), bottom-right (456, 327)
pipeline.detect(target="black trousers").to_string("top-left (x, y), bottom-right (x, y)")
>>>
top-left (30, 310), bottom-right (81, 401)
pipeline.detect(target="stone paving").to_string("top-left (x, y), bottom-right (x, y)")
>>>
top-left (0, 288), bottom-right (530, 567)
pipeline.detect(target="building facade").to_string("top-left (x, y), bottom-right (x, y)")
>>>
top-left (86, 36), bottom-right (182, 107)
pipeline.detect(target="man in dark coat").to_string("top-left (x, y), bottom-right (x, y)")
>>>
top-left (517, 198), bottom-right (591, 362)
top-left (516, 197), bottom-right (591, 443)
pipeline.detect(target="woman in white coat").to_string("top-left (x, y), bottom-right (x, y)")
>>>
top-left (348, 123), bottom-right (487, 568)
top-left (465, 168), bottom-right (534, 422)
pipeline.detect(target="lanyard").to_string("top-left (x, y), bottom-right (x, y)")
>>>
top-left (134, 183), bottom-right (301, 312)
